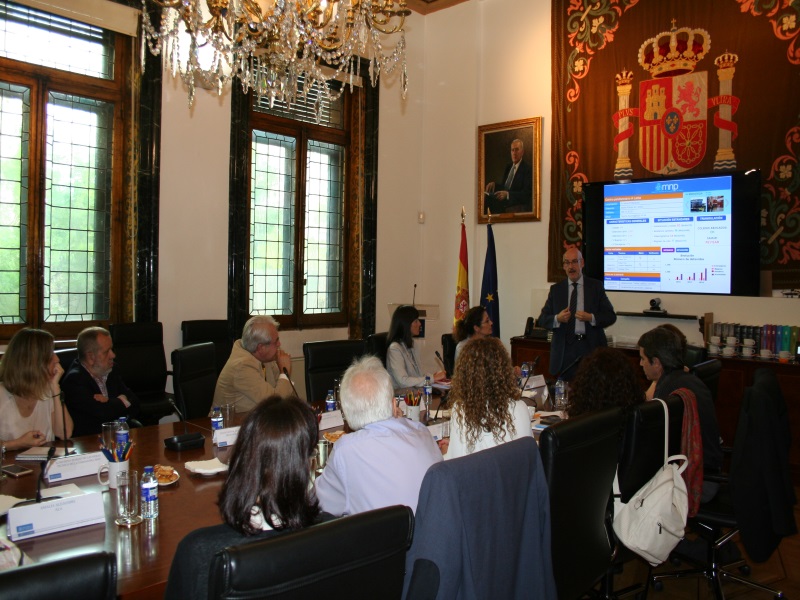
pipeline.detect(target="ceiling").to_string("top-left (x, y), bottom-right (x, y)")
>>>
top-left (405, 0), bottom-right (469, 16)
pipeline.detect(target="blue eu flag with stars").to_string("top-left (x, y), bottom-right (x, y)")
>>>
top-left (480, 224), bottom-right (500, 338)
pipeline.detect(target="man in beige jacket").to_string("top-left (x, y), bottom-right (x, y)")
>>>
top-left (213, 316), bottom-right (295, 412)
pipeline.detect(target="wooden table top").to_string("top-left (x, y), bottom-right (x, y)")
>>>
top-left (1, 418), bottom-right (234, 600)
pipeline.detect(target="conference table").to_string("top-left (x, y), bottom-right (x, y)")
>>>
top-left (1, 418), bottom-right (238, 599)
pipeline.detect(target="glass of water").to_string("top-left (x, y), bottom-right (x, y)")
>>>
top-left (115, 470), bottom-right (143, 526)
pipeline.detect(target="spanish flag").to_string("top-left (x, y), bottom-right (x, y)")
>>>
top-left (454, 223), bottom-right (469, 325)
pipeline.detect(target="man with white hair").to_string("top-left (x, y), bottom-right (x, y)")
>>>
top-left (213, 316), bottom-right (294, 412)
top-left (315, 356), bottom-right (442, 515)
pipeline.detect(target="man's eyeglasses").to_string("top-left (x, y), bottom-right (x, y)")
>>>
top-left (562, 259), bottom-right (581, 266)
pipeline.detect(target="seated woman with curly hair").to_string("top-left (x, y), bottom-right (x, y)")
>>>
top-left (442, 337), bottom-right (532, 460)
top-left (567, 347), bottom-right (645, 418)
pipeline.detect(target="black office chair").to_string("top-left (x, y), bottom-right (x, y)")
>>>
top-left (366, 331), bottom-right (389, 367)
top-left (601, 401), bottom-right (670, 598)
top-left (172, 342), bottom-right (217, 420)
top-left (539, 406), bottom-right (623, 600)
top-left (650, 369), bottom-right (796, 598)
top-left (55, 347), bottom-right (78, 377)
top-left (209, 506), bottom-right (413, 600)
top-left (690, 358), bottom-right (722, 405)
top-left (440, 333), bottom-right (456, 377)
top-left (0, 551), bottom-right (116, 600)
top-left (405, 437), bottom-right (556, 599)
top-left (181, 319), bottom-right (233, 376)
top-left (108, 322), bottom-right (173, 424)
top-left (302, 339), bottom-right (367, 404)
top-left (683, 344), bottom-right (707, 369)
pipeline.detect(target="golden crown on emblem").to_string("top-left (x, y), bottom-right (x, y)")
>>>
top-left (637, 21), bottom-right (711, 78)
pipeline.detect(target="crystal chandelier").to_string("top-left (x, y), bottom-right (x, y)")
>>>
top-left (140, 0), bottom-right (410, 117)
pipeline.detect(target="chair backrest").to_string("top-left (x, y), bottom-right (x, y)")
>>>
top-left (617, 401), bottom-right (666, 504)
top-left (405, 437), bottom-right (556, 600)
top-left (55, 347), bottom-right (78, 378)
top-left (366, 332), bottom-right (389, 366)
top-left (181, 319), bottom-right (233, 376)
top-left (209, 506), bottom-right (413, 600)
top-left (684, 344), bottom-right (706, 368)
top-left (539, 406), bottom-right (623, 600)
top-left (690, 359), bottom-right (722, 405)
top-left (108, 322), bottom-right (168, 395)
top-left (0, 551), bottom-right (116, 600)
top-left (302, 339), bottom-right (367, 404)
top-left (172, 343), bottom-right (217, 420)
top-left (663, 394), bottom-right (685, 457)
top-left (440, 333), bottom-right (456, 377)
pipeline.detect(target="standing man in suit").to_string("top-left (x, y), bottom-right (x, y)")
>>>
top-left (484, 138), bottom-right (533, 214)
top-left (537, 247), bottom-right (617, 380)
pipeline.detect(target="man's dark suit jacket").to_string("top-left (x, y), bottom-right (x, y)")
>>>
top-left (537, 276), bottom-right (616, 377)
top-left (62, 359), bottom-right (141, 437)
top-left (486, 159), bottom-right (533, 214)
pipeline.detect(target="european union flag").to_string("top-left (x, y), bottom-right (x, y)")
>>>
top-left (480, 224), bottom-right (500, 338)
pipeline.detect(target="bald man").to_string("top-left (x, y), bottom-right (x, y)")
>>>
top-left (537, 247), bottom-right (616, 380)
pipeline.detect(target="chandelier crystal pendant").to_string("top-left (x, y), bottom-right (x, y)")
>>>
top-left (140, 0), bottom-right (411, 118)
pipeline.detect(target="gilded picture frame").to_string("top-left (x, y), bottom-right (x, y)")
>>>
top-left (478, 117), bottom-right (542, 224)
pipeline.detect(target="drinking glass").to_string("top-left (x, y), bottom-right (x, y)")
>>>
top-left (115, 470), bottom-right (143, 526)
top-left (102, 421), bottom-right (117, 450)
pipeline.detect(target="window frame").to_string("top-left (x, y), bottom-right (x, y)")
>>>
top-left (0, 29), bottom-right (130, 340)
top-left (247, 98), bottom-right (352, 330)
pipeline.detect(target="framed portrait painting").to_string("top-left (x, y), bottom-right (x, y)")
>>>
top-left (478, 117), bottom-right (542, 224)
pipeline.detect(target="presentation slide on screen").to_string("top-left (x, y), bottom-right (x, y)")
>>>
top-left (602, 176), bottom-right (732, 293)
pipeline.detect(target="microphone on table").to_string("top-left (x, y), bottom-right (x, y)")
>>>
top-left (12, 447), bottom-right (62, 507)
top-left (552, 354), bottom-right (583, 383)
top-left (58, 392), bottom-right (75, 456)
top-left (283, 367), bottom-right (302, 400)
top-left (412, 283), bottom-right (417, 306)
top-left (434, 350), bottom-right (446, 369)
top-left (36, 446), bottom-right (57, 503)
top-left (164, 398), bottom-right (205, 451)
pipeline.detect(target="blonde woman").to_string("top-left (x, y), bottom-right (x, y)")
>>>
top-left (0, 328), bottom-right (73, 450)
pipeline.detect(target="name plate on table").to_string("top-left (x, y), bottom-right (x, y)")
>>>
top-left (213, 426), bottom-right (240, 447)
top-left (319, 410), bottom-right (344, 431)
top-left (45, 452), bottom-right (106, 483)
top-left (7, 488), bottom-right (105, 541)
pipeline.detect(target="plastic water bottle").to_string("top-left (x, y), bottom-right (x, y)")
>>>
top-left (521, 362), bottom-right (530, 379)
top-left (211, 406), bottom-right (223, 430)
top-left (554, 378), bottom-right (567, 411)
top-left (421, 376), bottom-right (433, 424)
top-left (325, 390), bottom-right (336, 412)
top-left (115, 417), bottom-right (129, 446)
top-left (333, 378), bottom-right (342, 411)
top-left (141, 466), bottom-right (159, 519)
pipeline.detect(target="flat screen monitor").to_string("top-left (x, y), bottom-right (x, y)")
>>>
top-left (582, 170), bottom-right (761, 297)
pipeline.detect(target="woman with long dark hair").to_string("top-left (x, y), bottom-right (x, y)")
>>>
top-left (452, 305), bottom-right (493, 364)
top-left (166, 396), bottom-right (332, 599)
top-left (0, 328), bottom-right (73, 449)
top-left (386, 305), bottom-right (446, 390)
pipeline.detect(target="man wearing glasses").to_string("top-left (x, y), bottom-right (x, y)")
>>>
top-left (213, 316), bottom-right (295, 412)
top-left (537, 248), bottom-right (617, 380)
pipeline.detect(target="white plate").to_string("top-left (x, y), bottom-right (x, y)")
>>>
top-left (185, 458), bottom-right (228, 476)
top-left (157, 469), bottom-right (181, 487)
